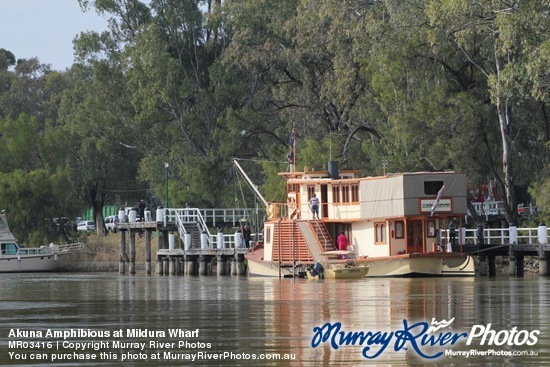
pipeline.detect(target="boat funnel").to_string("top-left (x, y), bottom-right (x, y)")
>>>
top-left (328, 161), bottom-right (339, 179)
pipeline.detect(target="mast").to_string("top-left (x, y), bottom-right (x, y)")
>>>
top-left (233, 159), bottom-right (269, 209)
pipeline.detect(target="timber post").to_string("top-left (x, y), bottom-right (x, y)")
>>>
top-left (119, 230), bottom-right (126, 274)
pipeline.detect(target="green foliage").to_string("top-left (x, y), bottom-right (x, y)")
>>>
top-left (0, 0), bottom-right (548, 240)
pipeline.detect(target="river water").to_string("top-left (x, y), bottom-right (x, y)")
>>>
top-left (0, 273), bottom-right (548, 366)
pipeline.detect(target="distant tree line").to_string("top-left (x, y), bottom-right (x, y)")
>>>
top-left (0, 0), bottom-right (548, 244)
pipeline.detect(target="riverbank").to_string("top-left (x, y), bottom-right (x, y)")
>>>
top-left (58, 232), bottom-right (151, 272)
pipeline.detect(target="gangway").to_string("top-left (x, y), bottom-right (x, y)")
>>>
top-left (54, 242), bottom-right (93, 254)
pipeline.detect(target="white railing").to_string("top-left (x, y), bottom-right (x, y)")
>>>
top-left (470, 201), bottom-right (539, 218)
top-left (164, 208), bottom-right (256, 250)
top-left (52, 242), bottom-right (92, 254)
top-left (471, 201), bottom-right (506, 217)
top-left (440, 227), bottom-right (549, 246)
top-left (163, 207), bottom-right (260, 227)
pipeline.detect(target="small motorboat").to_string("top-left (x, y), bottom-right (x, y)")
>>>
top-left (306, 251), bottom-right (369, 280)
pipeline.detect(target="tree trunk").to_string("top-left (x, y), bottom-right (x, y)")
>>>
top-left (93, 200), bottom-right (106, 236)
top-left (497, 100), bottom-right (517, 224)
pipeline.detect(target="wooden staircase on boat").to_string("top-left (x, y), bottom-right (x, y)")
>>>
top-left (310, 220), bottom-right (335, 253)
top-left (271, 220), bottom-right (336, 263)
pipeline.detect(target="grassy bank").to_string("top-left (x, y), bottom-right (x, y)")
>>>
top-left (60, 232), bottom-right (155, 272)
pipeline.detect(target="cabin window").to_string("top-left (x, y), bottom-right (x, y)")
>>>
top-left (424, 181), bottom-right (444, 195)
top-left (342, 184), bottom-right (350, 204)
top-left (265, 226), bottom-right (271, 245)
top-left (394, 221), bottom-right (404, 239)
top-left (307, 185), bottom-right (315, 200)
top-left (1, 243), bottom-right (17, 255)
top-left (332, 185), bottom-right (340, 205)
top-left (375, 222), bottom-right (386, 244)
top-left (288, 183), bottom-right (297, 193)
top-left (427, 220), bottom-right (437, 238)
top-left (351, 183), bottom-right (359, 204)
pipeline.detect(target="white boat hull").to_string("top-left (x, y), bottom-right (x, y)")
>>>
top-left (247, 252), bottom-right (474, 278)
top-left (306, 264), bottom-right (369, 280)
top-left (362, 254), bottom-right (475, 277)
top-left (246, 258), bottom-right (294, 277)
top-left (0, 254), bottom-right (62, 273)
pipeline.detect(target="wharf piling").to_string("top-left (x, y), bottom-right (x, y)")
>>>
top-left (466, 223), bottom-right (549, 277)
top-left (117, 215), bottom-right (249, 277)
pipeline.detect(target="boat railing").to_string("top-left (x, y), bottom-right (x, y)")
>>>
top-left (53, 242), bottom-right (91, 253)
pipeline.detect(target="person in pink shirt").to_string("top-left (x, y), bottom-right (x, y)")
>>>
top-left (337, 232), bottom-right (349, 252)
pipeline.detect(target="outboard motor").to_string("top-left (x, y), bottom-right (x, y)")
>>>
top-left (310, 262), bottom-right (325, 278)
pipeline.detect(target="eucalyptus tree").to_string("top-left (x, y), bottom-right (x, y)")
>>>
top-left (0, 55), bottom-right (84, 243)
top-left (58, 64), bottom-right (142, 235)
top-left (221, 0), bottom-right (549, 225)
top-left (75, 0), bottom-right (275, 208)
top-left (221, 0), bottom-right (388, 196)
top-left (423, 0), bottom-right (549, 223)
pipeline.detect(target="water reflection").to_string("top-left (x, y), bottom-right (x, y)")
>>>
top-left (0, 274), bottom-right (549, 366)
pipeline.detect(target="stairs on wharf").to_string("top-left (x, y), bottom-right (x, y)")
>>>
top-left (116, 207), bottom-right (258, 276)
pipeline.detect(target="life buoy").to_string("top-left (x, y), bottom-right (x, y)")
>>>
top-left (267, 203), bottom-right (279, 219)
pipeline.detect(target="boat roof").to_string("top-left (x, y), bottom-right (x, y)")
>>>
top-left (280, 170), bottom-right (463, 185)
top-left (0, 214), bottom-right (17, 242)
top-left (321, 250), bottom-right (354, 256)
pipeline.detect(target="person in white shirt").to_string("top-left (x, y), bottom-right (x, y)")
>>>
top-left (309, 194), bottom-right (320, 219)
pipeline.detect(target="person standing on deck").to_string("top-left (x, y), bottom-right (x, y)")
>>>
top-left (309, 194), bottom-right (320, 219)
top-left (337, 232), bottom-right (349, 252)
top-left (448, 220), bottom-right (457, 247)
top-left (184, 202), bottom-right (190, 221)
top-left (138, 199), bottom-right (146, 222)
top-left (242, 225), bottom-right (251, 248)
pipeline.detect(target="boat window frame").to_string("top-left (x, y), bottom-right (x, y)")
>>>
top-left (427, 219), bottom-right (437, 238)
top-left (375, 222), bottom-right (387, 244)
top-left (341, 184), bottom-right (350, 205)
top-left (307, 185), bottom-right (315, 201)
top-left (394, 221), bottom-right (404, 239)
top-left (1, 243), bottom-right (18, 255)
top-left (424, 181), bottom-right (444, 195)
top-left (265, 226), bottom-right (272, 245)
top-left (351, 183), bottom-right (359, 204)
top-left (332, 185), bottom-right (341, 206)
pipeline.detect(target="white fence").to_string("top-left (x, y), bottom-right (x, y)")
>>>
top-left (162, 207), bottom-right (261, 249)
top-left (441, 225), bottom-right (549, 246)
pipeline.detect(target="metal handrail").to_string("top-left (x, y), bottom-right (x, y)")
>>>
top-left (166, 208), bottom-right (248, 249)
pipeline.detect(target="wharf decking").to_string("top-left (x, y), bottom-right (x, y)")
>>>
top-left (116, 207), bottom-right (259, 276)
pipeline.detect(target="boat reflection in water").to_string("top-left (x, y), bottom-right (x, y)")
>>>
top-left (254, 276), bottom-right (548, 366)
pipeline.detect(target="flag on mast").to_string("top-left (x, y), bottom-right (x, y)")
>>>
top-left (430, 184), bottom-right (445, 216)
top-left (287, 128), bottom-right (296, 172)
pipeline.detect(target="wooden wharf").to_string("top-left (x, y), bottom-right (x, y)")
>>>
top-left (116, 207), bottom-right (260, 276)
top-left (447, 223), bottom-right (549, 277)
top-left (116, 205), bottom-right (548, 278)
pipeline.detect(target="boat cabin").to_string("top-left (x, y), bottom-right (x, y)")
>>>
top-left (264, 166), bottom-right (466, 261)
